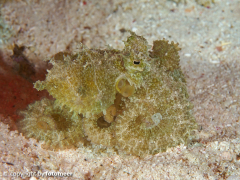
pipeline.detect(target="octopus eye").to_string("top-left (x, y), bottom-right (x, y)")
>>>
top-left (133, 60), bottom-right (140, 65)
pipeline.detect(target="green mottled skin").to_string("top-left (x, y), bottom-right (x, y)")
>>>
top-left (115, 69), bottom-right (196, 156)
top-left (22, 32), bottom-right (197, 157)
top-left (35, 48), bottom-right (125, 117)
top-left (19, 98), bottom-right (84, 150)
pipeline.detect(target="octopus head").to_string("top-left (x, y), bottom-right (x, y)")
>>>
top-left (123, 31), bottom-right (151, 74)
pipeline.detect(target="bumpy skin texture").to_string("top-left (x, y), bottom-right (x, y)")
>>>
top-left (27, 32), bottom-right (197, 156)
top-left (19, 98), bottom-right (84, 150)
top-left (115, 70), bottom-right (196, 156)
top-left (34, 48), bottom-right (124, 117)
top-left (83, 113), bottom-right (116, 147)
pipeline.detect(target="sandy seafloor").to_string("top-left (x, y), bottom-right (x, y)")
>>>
top-left (0, 0), bottom-right (240, 179)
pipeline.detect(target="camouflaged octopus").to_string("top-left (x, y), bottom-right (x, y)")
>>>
top-left (20, 32), bottom-right (197, 157)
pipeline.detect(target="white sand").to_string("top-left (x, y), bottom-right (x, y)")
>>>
top-left (0, 0), bottom-right (240, 179)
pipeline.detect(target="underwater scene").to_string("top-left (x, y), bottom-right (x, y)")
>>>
top-left (0, 0), bottom-right (240, 179)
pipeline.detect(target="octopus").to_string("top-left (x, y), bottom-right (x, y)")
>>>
top-left (20, 31), bottom-right (197, 157)
top-left (19, 98), bottom-right (84, 150)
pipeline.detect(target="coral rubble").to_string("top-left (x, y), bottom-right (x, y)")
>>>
top-left (20, 32), bottom-right (197, 157)
top-left (169, 0), bottom-right (216, 7)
